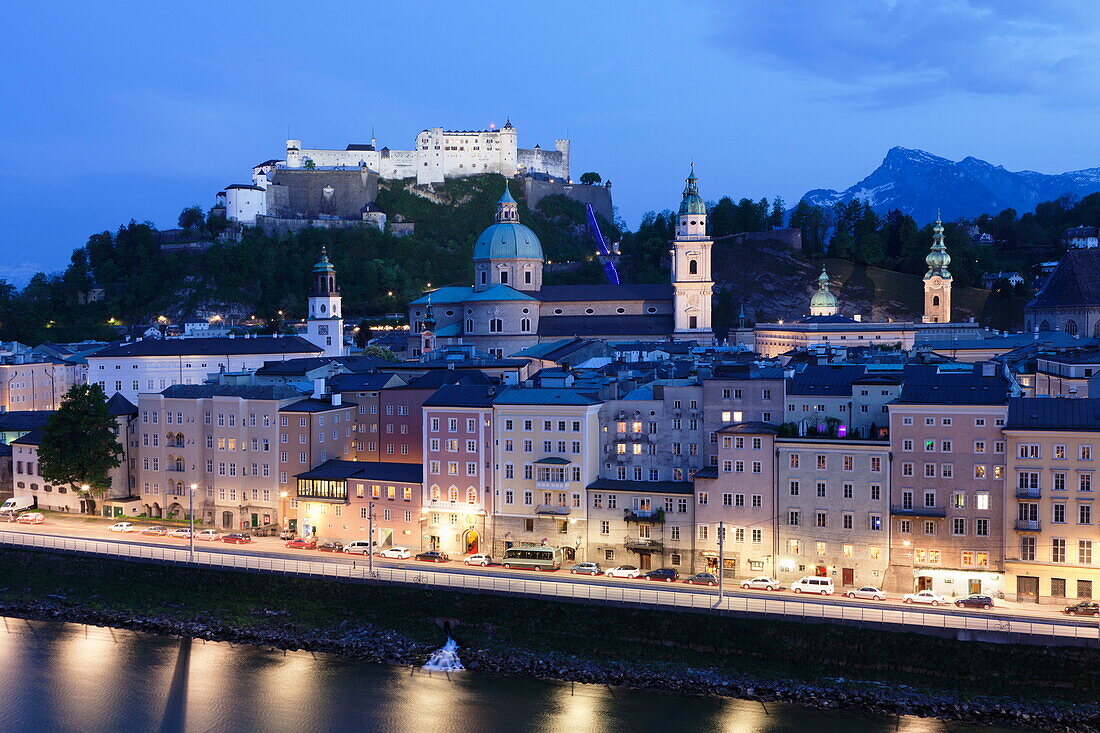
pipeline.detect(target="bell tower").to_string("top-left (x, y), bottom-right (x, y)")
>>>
top-left (923, 215), bottom-right (953, 323)
top-left (671, 165), bottom-right (714, 342)
top-left (306, 247), bottom-right (345, 356)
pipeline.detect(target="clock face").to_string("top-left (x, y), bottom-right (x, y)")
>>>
top-left (317, 324), bottom-right (329, 335)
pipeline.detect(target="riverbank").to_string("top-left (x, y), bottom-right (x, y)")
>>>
top-left (1, 548), bottom-right (1097, 731)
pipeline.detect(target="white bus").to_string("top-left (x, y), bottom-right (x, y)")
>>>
top-left (501, 545), bottom-right (564, 571)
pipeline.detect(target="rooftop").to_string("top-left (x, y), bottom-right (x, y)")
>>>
top-left (92, 336), bottom-right (321, 359)
top-left (159, 385), bottom-right (304, 401)
top-left (1007, 397), bottom-right (1100, 432)
top-left (296, 459), bottom-right (422, 483)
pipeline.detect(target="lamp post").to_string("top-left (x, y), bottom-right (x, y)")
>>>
top-left (717, 521), bottom-right (725, 605)
top-left (189, 483), bottom-right (197, 560)
top-left (279, 490), bottom-right (289, 537)
top-left (80, 484), bottom-right (89, 515)
top-left (367, 501), bottom-right (375, 574)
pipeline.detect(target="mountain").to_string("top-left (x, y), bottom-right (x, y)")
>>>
top-left (802, 147), bottom-right (1100, 223)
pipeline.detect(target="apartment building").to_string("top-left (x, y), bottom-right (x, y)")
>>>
top-left (278, 393), bottom-right (356, 533)
top-left (330, 372), bottom-right (405, 461)
top-left (600, 379), bottom-right (705, 485)
top-left (586, 477), bottom-right (695, 571)
top-left (784, 364), bottom-right (865, 434)
top-left (1003, 398), bottom-right (1100, 604)
top-left (490, 388), bottom-right (601, 560)
top-left (0, 356), bottom-right (84, 411)
top-left (701, 365), bottom-right (785, 466)
top-left (693, 422), bottom-right (778, 578)
top-left (294, 459), bottom-right (422, 546)
top-left (421, 384), bottom-right (498, 556)
top-left (775, 437), bottom-right (890, 589)
top-left (136, 385), bottom-right (301, 530)
top-left (886, 364), bottom-right (1011, 596)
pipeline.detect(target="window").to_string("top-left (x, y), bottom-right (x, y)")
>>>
top-left (975, 518), bottom-right (989, 536)
top-left (789, 480), bottom-right (800, 496)
top-left (952, 518), bottom-right (965, 535)
top-left (1053, 538), bottom-right (1066, 563)
top-left (1021, 536), bottom-right (1036, 561)
top-left (869, 515), bottom-right (882, 531)
top-left (1081, 474), bottom-right (1093, 492)
top-left (1080, 504), bottom-right (1093, 525)
top-left (600, 521), bottom-right (610, 535)
top-left (788, 510), bottom-right (800, 526)
top-left (1080, 540), bottom-right (1093, 565)
top-left (1053, 503), bottom-right (1066, 524)
top-left (1082, 445), bottom-right (1094, 461)
top-left (870, 484), bottom-right (881, 501)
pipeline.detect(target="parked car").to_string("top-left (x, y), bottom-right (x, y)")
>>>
top-left (221, 533), bottom-right (252, 544)
top-left (16, 512), bottom-right (44, 524)
top-left (642, 568), bottom-right (679, 582)
top-left (1063, 601), bottom-right (1100, 616)
top-left (318, 541), bottom-right (344, 553)
top-left (141, 526), bottom-right (168, 536)
top-left (903, 590), bottom-right (947, 605)
top-left (605, 565), bottom-right (641, 579)
top-left (569, 562), bottom-right (603, 576)
top-left (463, 554), bottom-right (492, 566)
top-left (414, 551), bottom-right (449, 563)
top-left (377, 546), bottom-right (411, 559)
top-left (167, 528), bottom-right (192, 539)
top-left (683, 572), bottom-right (719, 586)
top-left (739, 576), bottom-right (781, 591)
top-left (954, 594), bottom-right (995, 609)
top-left (845, 586), bottom-right (887, 601)
top-left (108, 522), bottom-right (135, 533)
top-left (194, 529), bottom-right (221, 541)
top-left (285, 538), bottom-right (317, 549)
top-left (791, 577), bottom-right (835, 595)
top-left (343, 540), bottom-right (378, 555)
top-left (278, 528), bottom-right (296, 541)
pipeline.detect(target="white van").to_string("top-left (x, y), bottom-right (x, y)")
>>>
top-left (343, 540), bottom-right (378, 555)
top-left (1, 496), bottom-right (36, 514)
top-left (791, 576), bottom-right (835, 595)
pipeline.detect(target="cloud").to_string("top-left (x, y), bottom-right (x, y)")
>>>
top-left (714, 0), bottom-right (1100, 107)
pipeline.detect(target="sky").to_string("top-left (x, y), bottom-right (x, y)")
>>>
top-left (3, 0), bottom-right (1100, 280)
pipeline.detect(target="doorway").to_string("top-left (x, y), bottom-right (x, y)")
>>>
top-left (704, 556), bottom-right (718, 573)
top-left (814, 565), bottom-right (827, 577)
top-left (221, 511), bottom-right (233, 529)
top-left (841, 568), bottom-right (854, 587)
top-left (250, 513), bottom-right (259, 527)
top-left (1017, 576), bottom-right (1040, 603)
top-left (463, 529), bottom-right (480, 555)
top-left (639, 553), bottom-right (652, 570)
top-left (916, 575), bottom-right (933, 591)
top-left (968, 578), bottom-right (983, 595)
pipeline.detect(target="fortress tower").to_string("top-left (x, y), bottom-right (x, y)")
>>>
top-left (671, 165), bottom-right (714, 342)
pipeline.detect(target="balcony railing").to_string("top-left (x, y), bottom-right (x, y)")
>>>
top-left (535, 480), bottom-right (566, 492)
top-left (624, 537), bottom-right (663, 552)
top-left (535, 504), bottom-right (570, 516)
top-left (624, 508), bottom-right (666, 523)
top-left (891, 504), bottom-right (947, 518)
top-left (1015, 487), bottom-right (1042, 500)
top-left (1015, 519), bottom-right (1041, 532)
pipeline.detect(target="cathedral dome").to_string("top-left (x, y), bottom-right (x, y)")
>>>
top-left (678, 166), bottom-right (707, 215)
top-left (809, 266), bottom-right (839, 316)
top-left (473, 188), bottom-right (544, 261)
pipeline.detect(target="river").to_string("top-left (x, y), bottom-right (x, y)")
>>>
top-left (0, 618), bottom-right (1014, 733)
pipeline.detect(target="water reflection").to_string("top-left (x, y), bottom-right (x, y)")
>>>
top-left (0, 619), bottom-right (1013, 733)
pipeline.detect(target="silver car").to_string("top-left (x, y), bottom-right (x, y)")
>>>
top-left (845, 586), bottom-right (887, 601)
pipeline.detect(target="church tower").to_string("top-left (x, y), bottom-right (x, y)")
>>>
top-left (472, 185), bottom-right (544, 292)
top-left (922, 216), bottom-right (952, 323)
top-left (671, 165), bottom-right (714, 342)
top-left (306, 247), bottom-right (345, 357)
top-left (809, 266), bottom-right (839, 317)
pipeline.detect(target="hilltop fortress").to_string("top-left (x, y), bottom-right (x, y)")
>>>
top-left (215, 120), bottom-right (610, 229)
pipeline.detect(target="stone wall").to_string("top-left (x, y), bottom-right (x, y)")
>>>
top-left (267, 169), bottom-right (380, 220)
top-left (524, 179), bottom-right (613, 222)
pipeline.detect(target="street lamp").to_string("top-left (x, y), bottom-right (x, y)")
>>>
top-left (80, 484), bottom-right (89, 515)
top-left (189, 483), bottom-right (197, 560)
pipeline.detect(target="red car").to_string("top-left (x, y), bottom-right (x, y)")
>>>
top-left (221, 533), bottom-right (252, 544)
top-left (285, 538), bottom-right (317, 550)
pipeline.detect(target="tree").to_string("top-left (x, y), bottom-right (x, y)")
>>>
top-left (178, 206), bottom-right (205, 230)
top-left (38, 384), bottom-right (122, 514)
top-left (361, 344), bottom-right (399, 362)
top-left (769, 196), bottom-right (786, 229)
top-left (579, 172), bottom-right (602, 185)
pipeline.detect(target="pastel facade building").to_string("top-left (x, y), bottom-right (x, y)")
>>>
top-left (0, 357), bottom-right (85, 411)
top-left (585, 478), bottom-right (695, 571)
top-left (1003, 398), bottom-right (1100, 604)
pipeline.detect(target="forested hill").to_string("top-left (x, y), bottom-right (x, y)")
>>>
top-left (0, 175), bottom-right (620, 345)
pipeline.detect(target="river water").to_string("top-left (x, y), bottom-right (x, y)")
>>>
top-left (0, 618), bottom-right (1014, 733)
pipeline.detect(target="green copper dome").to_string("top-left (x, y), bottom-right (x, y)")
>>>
top-left (473, 187), bottom-right (543, 261)
top-left (678, 165), bottom-right (707, 215)
top-left (809, 266), bottom-right (839, 314)
top-left (312, 246), bottom-right (335, 273)
top-left (924, 218), bottom-right (952, 278)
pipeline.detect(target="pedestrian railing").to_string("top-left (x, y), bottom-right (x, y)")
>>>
top-left (2, 530), bottom-right (1096, 646)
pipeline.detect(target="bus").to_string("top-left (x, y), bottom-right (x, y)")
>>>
top-left (501, 545), bottom-right (565, 571)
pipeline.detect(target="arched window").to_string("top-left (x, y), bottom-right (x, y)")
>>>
top-left (520, 318), bottom-right (530, 332)
top-left (932, 296), bottom-right (940, 306)
top-left (174, 457), bottom-right (184, 472)
top-left (466, 487), bottom-right (477, 504)
top-left (465, 319), bottom-right (474, 332)
top-left (430, 485), bottom-right (440, 501)
top-left (1040, 320), bottom-right (1051, 331)
top-left (1066, 320), bottom-right (1078, 336)
top-left (448, 486), bottom-right (459, 503)
top-left (489, 319), bottom-right (503, 333)
top-left (689, 259), bottom-right (698, 275)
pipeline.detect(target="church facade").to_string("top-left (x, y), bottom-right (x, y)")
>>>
top-left (407, 171), bottom-right (715, 356)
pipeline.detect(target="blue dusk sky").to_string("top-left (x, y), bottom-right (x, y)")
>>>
top-left (3, 0), bottom-right (1100, 280)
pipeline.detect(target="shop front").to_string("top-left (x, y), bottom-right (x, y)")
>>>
top-left (910, 567), bottom-right (1004, 599)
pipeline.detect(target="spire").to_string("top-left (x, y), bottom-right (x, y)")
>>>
top-left (809, 264), bottom-right (839, 316)
top-left (495, 184), bottom-right (519, 222)
top-left (423, 291), bottom-right (436, 332)
top-left (678, 163), bottom-right (706, 215)
top-left (925, 212), bottom-right (952, 278)
top-left (817, 265), bottom-right (830, 288)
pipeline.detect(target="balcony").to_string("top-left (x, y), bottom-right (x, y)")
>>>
top-left (535, 480), bottom-right (566, 492)
top-left (624, 508), bottom-right (665, 523)
top-left (535, 504), bottom-right (570, 516)
top-left (891, 504), bottom-right (947, 518)
top-left (624, 537), bottom-right (663, 552)
top-left (1015, 487), bottom-right (1042, 500)
top-left (1014, 518), bottom-right (1041, 532)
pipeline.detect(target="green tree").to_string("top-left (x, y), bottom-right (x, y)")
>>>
top-left (38, 384), bottom-right (122, 514)
top-left (769, 196), bottom-right (786, 229)
top-left (579, 172), bottom-right (602, 185)
top-left (177, 206), bottom-right (205, 230)
top-left (361, 344), bottom-right (399, 362)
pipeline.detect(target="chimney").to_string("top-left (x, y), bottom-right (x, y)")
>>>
top-left (853, 314), bottom-right (862, 322)
top-left (312, 377), bottom-right (326, 400)
top-left (331, 392), bottom-right (342, 406)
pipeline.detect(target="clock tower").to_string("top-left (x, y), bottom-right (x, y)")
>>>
top-left (306, 247), bottom-right (345, 356)
top-left (671, 165), bottom-right (714, 342)
top-left (922, 216), bottom-right (952, 324)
